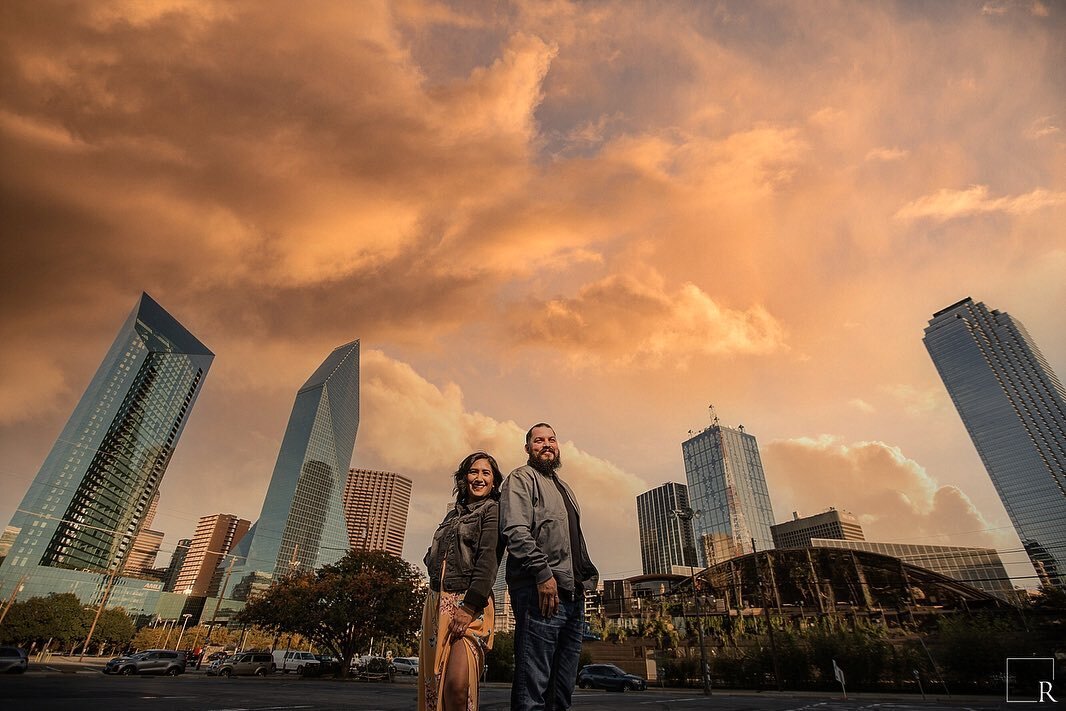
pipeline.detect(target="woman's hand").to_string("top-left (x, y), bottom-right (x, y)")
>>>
top-left (448, 605), bottom-right (475, 639)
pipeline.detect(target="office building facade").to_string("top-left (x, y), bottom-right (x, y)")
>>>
top-left (924, 298), bottom-right (1066, 588)
top-left (771, 509), bottom-right (865, 549)
top-left (0, 293), bottom-right (212, 610)
top-left (813, 538), bottom-right (1018, 603)
top-left (230, 340), bottom-right (360, 598)
top-left (682, 421), bottom-right (776, 567)
top-left (637, 482), bottom-right (698, 575)
top-left (343, 469), bottom-right (412, 557)
top-left (123, 492), bottom-right (163, 577)
top-left (173, 514), bottom-right (250, 597)
top-left (163, 538), bottom-right (192, 593)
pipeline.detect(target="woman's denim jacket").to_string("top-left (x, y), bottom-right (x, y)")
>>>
top-left (423, 497), bottom-right (502, 614)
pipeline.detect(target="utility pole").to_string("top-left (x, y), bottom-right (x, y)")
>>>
top-left (202, 554), bottom-right (238, 664)
top-left (674, 507), bottom-right (711, 695)
top-left (760, 551), bottom-right (783, 691)
top-left (80, 569), bottom-right (119, 661)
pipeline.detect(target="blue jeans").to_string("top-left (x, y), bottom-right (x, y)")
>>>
top-left (510, 583), bottom-right (584, 711)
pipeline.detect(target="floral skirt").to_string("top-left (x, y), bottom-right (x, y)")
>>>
top-left (417, 589), bottom-right (495, 711)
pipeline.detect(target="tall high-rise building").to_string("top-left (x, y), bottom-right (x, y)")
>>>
top-left (123, 492), bottom-right (163, 577)
top-left (771, 509), bottom-right (865, 549)
top-left (122, 530), bottom-right (165, 578)
top-left (0, 293), bottom-right (212, 606)
top-left (682, 419), bottom-right (776, 567)
top-left (173, 514), bottom-right (250, 597)
top-left (924, 298), bottom-right (1066, 589)
top-left (163, 538), bottom-right (192, 593)
top-left (637, 482), bottom-right (698, 575)
top-left (492, 558), bottom-right (514, 634)
top-left (230, 340), bottom-right (360, 599)
top-left (343, 469), bottom-right (412, 557)
top-left (0, 526), bottom-right (21, 564)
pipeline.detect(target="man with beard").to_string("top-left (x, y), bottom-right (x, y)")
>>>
top-left (500, 422), bottom-right (598, 711)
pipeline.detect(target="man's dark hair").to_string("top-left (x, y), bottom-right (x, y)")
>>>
top-left (525, 422), bottom-right (555, 445)
top-left (453, 451), bottom-right (504, 503)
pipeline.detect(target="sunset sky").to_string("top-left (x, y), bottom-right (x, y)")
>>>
top-left (1, 0), bottom-right (1063, 587)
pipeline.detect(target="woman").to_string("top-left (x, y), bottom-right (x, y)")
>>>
top-left (420, 451), bottom-right (504, 711)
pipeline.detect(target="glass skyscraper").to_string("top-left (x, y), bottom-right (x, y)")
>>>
top-left (230, 340), bottom-right (360, 599)
top-left (0, 293), bottom-right (212, 609)
top-left (924, 297), bottom-right (1066, 589)
top-left (682, 421), bottom-right (776, 567)
top-left (636, 482), bottom-right (698, 575)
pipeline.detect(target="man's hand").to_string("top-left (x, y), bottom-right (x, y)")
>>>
top-left (537, 577), bottom-right (559, 619)
top-left (448, 605), bottom-right (475, 639)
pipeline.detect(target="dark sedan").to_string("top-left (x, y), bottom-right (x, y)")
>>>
top-left (0, 646), bottom-right (28, 674)
top-left (576, 663), bottom-right (647, 692)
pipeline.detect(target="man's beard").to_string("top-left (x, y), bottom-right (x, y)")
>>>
top-left (528, 449), bottom-right (562, 474)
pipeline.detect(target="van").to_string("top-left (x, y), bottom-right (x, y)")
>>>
top-left (272, 649), bottom-right (320, 674)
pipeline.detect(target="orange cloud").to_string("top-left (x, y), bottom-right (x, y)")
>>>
top-left (505, 272), bottom-right (787, 368)
top-left (762, 436), bottom-right (1010, 550)
top-left (895, 185), bottom-right (1066, 223)
top-left (865, 146), bottom-right (909, 162)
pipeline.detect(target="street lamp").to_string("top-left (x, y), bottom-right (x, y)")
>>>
top-left (201, 552), bottom-right (239, 669)
top-left (175, 613), bottom-right (193, 650)
top-left (673, 507), bottom-right (711, 696)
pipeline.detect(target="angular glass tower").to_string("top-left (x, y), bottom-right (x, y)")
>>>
top-left (1, 293), bottom-right (212, 598)
top-left (924, 297), bottom-right (1066, 589)
top-left (637, 482), bottom-right (698, 575)
top-left (682, 421), bottom-right (776, 567)
top-left (230, 340), bottom-right (359, 599)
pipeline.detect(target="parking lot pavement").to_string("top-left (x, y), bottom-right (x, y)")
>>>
top-left (0, 673), bottom-right (1019, 711)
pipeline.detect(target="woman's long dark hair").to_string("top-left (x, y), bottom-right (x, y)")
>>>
top-left (453, 451), bottom-right (503, 503)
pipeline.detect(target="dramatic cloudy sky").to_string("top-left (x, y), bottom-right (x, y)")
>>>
top-left (1, 0), bottom-right (1063, 586)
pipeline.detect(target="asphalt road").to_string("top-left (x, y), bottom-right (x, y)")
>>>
top-left (0, 661), bottom-right (1024, 711)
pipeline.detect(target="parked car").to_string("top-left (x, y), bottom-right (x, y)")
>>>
top-left (205, 650), bottom-right (232, 663)
top-left (311, 654), bottom-right (341, 676)
top-left (392, 657), bottom-right (419, 676)
top-left (0, 647), bottom-right (28, 674)
top-left (210, 651), bottom-right (275, 677)
top-left (272, 649), bottom-right (320, 674)
top-left (103, 649), bottom-right (187, 676)
top-left (204, 654), bottom-right (239, 676)
top-left (351, 655), bottom-right (395, 681)
top-left (576, 664), bottom-right (647, 692)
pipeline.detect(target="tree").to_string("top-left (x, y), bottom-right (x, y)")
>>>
top-left (91, 608), bottom-right (135, 655)
top-left (485, 632), bottom-right (514, 682)
top-left (0, 594), bottom-right (89, 651)
top-left (1030, 583), bottom-right (1066, 609)
top-left (936, 614), bottom-right (1025, 691)
top-left (238, 550), bottom-right (425, 677)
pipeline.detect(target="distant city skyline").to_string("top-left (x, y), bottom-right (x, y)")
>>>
top-left (924, 298), bottom-right (1066, 589)
top-left (1, 2), bottom-right (1062, 589)
top-left (173, 513), bottom-right (250, 597)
